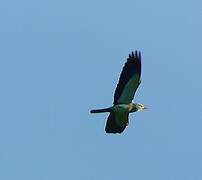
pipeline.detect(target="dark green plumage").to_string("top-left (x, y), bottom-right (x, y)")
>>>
top-left (113, 51), bottom-right (141, 105)
top-left (90, 51), bottom-right (145, 134)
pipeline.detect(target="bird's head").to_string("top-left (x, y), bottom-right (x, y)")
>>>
top-left (135, 103), bottom-right (147, 111)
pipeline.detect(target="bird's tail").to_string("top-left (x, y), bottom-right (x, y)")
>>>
top-left (90, 107), bottom-right (111, 113)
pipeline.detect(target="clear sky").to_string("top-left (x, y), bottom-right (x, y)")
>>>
top-left (0, 0), bottom-right (202, 179)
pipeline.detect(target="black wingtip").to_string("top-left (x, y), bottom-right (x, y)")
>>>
top-left (135, 50), bottom-right (138, 57)
top-left (129, 50), bottom-right (141, 59)
top-left (138, 51), bottom-right (141, 60)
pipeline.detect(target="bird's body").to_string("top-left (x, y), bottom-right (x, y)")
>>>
top-left (91, 103), bottom-right (138, 114)
top-left (90, 51), bottom-right (146, 134)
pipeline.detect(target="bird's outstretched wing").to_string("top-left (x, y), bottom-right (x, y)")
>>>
top-left (105, 112), bottom-right (129, 134)
top-left (113, 51), bottom-right (141, 105)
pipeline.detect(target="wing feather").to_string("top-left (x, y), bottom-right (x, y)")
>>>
top-left (113, 51), bottom-right (141, 105)
top-left (105, 112), bottom-right (129, 134)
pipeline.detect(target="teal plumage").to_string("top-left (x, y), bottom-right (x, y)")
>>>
top-left (90, 51), bottom-right (146, 134)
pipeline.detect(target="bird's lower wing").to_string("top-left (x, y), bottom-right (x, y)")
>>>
top-left (105, 112), bottom-right (129, 134)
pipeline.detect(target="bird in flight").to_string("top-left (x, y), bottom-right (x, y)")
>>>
top-left (90, 51), bottom-right (146, 134)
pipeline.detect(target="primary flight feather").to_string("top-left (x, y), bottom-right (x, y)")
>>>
top-left (90, 51), bottom-right (146, 134)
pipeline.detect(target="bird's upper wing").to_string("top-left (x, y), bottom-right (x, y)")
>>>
top-left (105, 112), bottom-right (129, 134)
top-left (113, 51), bottom-right (141, 105)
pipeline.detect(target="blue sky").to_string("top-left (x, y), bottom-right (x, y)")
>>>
top-left (0, 0), bottom-right (202, 179)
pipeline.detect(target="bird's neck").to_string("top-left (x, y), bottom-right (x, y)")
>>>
top-left (128, 103), bottom-right (138, 112)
